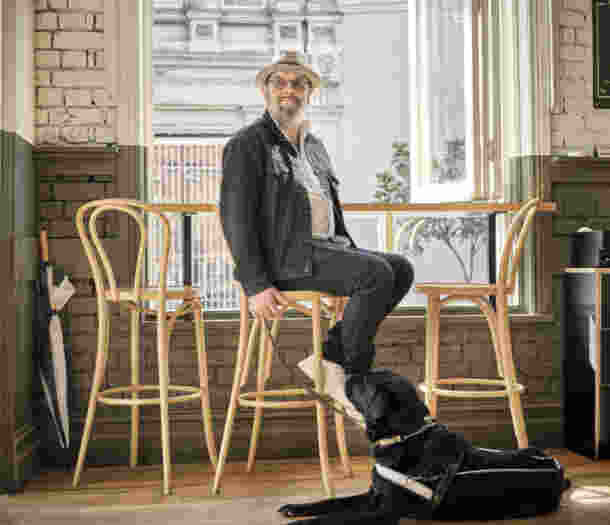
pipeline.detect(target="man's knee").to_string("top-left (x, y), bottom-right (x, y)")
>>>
top-left (387, 254), bottom-right (414, 294)
top-left (355, 256), bottom-right (395, 294)
top-left (397, 256), bottom-right (415, 293)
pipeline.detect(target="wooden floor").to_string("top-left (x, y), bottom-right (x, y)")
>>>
top-left (5, 449), bottom-right (610, 508)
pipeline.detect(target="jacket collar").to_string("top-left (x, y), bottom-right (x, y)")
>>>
top-left (262, 110), bottom-right (311, 157)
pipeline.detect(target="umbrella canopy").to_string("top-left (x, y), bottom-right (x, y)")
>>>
top-left (34, 230), bottom-right (75, 450)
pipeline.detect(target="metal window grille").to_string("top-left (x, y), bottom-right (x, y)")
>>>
top-left (148, 141), bottom-right (239, 311)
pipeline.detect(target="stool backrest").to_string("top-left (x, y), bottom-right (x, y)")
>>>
top-left (498, 198), bottom-right (540, 294)
top-left (75, 199), bottom-right (171, 302)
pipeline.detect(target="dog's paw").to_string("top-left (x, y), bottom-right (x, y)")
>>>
top-left (277, 503), bottom-right (311, 517)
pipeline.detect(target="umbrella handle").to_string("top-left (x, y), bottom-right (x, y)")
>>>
top-left (41, 229), bottom-right (49, 263)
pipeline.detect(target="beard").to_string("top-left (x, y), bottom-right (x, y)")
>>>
top-left (265, 91), bottom-right (306, 127)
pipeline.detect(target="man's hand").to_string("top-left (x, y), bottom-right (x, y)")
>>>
top-left (250, 287), bottom-right (290, 319)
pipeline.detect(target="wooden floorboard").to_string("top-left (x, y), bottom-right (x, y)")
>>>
top-left (6, 449), bottom-right (609, 508)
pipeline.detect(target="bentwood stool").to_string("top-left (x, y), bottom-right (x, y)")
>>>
top-left (211, 287), bottom-right (352, 497)
top-left (414, 198), bottom-right (540, 449)
top-left (73, 199), bottom-right (217, 495)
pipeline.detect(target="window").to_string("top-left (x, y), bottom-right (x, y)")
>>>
top-left (148, 0), bottom-right (554, 313)
top-left (408, 0), bottom-right (549, 204)
top-left (408, 0), bottom-right (474, 204)
top-left (222, 0), bottom-right (266, 8)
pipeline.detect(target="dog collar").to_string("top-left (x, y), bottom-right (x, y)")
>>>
top-left (373, 422), bottom-right (438, 448)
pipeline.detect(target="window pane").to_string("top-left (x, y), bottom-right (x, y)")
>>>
top-left (343, 214), bottom-right (387, 251)
top-left (409, 0), bottom-right (474, 202)
top-left (148, 142), bottom-right (238, 311)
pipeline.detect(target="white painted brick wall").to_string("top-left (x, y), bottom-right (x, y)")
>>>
top-left (92, 89), bottom-right (109, 106)
top-left (38, 87), bottom-right (63, 106)
top-left (37, 127), bottom-right (60, 144)
top-left (36, 51), bottom-right (61, 68)
top-left (552, 0), bottom-right (610, 154)
top-left (59, 13), bottom-right (94, 31)
top-left (49, 108), bottom-right (70, 124)
top-left (37, 12), bottom-right (58, 30)
top-left (53, 31), bottom-right (104, 50)
top-left (36, 109), bottom-right (50, 125)
top-left (53, 70), bottom-right (106, 87)
top-left (563, 0), bottom-right (587, 13)
top-left (35, 71), bottom-right (52, 86)
top-left (62, 126), bottom-right (94, 143)
top-left (35, 32), bottom-right (53, 49)
top-left (94, 50), bottom-right (104, 69)
top-left (69, 0), bottom-right (104, 11)
top-left (62, 51), bottom-right (87, 68)
top-left (34, 0), bottom-right (115, 145)
top-left (65, 89), bottom-right (92, 106)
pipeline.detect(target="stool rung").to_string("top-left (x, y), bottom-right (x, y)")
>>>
top-left (419, 378), bottom-right (525, 399)
top-left (97, 384), bottom-right (203, 406)
top-left (239, 388), bottom-right (317, 409)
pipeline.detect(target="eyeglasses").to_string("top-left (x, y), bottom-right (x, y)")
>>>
top-left (267, 76), bottom-right (311, 92)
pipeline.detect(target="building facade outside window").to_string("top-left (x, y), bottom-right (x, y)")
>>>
top-left (149, 0), bottom-right (549, 312)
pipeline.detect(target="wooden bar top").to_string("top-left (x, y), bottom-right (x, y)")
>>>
top-left (564, 267), bottom-right (610, 273)
top-left (147, 201), bottom-right (557, 214)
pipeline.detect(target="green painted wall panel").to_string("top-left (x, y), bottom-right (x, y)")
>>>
top-left (0, 131), bottom-right (37, 493)
top-left (14, 136), bottom-right (37, 237)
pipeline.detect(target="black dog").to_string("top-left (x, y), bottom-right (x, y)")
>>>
top-left (278, 370), bottom-right (570, 524)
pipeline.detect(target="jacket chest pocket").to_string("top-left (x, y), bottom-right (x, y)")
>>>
top-left (268, 146), bottom-right (292, 182)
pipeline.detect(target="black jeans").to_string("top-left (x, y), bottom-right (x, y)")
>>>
top-left (275, 242), bottom-right (414, 374)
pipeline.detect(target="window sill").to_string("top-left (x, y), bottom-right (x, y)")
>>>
top-left (158, 311), bottom-right (554, 326)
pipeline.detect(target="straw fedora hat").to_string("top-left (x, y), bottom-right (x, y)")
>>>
top-left (256, 50), bottom-right (321, 90)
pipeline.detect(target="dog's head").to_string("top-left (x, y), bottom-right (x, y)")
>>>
top-left (345, 369), bottom-right (430, 443)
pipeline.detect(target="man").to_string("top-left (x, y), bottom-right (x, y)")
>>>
top-left (219, 51), bottom-right (414, 376)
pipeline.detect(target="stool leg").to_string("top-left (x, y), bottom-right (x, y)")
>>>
top-left (334, 412), bottom-right (352, 477)
top-left (496, 294), bottom-right (528, 448)
top-left (424, 295), bottom-right (440, 417)
top-left (264, 319), bottom-right (280, 383)
top-left (240, 317), bottom-right (259, 387)
top-left (478, 298), bottom-right (504, 379)
top-left (313, 297), bottom-right (334, 497)
top-left (157, 303), bottom-right (172, 496)
top-left (329, 303), bottom-right (352, 478)
top-left (212, 292), bottom-right (251, 495)
top-left (246, 318), bottom-right (272, 472)
top-left (193, 301), bottom-right (218, 468)
top-left (73, 301), bottom-right (111, 487)
top-left (129, 308), bottom-right (140, 468)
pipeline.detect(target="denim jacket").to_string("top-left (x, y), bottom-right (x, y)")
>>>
top-left (219, 110), bottom-right (356, 297)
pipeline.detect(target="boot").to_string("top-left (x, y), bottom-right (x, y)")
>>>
top-left (322, 321), bottom-right (345, 366)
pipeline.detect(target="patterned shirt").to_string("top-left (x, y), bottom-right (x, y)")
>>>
top-left (272, 117), bottom-right (335, 239)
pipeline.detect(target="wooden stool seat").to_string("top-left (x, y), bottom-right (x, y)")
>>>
top-left (211, 288), bottom-right (353, 497)
top-left (415, 198), bottom-right (541, 449)
top-left (103, 287), bottom-right (201, 302)
top-left (72, 199), bottom-right (217, 496)
top-left (415, 283), bottom-right (497, 295)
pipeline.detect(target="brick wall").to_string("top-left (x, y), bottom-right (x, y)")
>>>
top-left (34, 0), bottom-right (115, 146)
top-left (552, 0), bottom-right (608, 152)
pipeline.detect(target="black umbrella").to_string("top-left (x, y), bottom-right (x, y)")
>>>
top-left (33, 229), bottom-right (74, 451)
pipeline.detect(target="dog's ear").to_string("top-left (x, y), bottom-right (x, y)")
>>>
top-left (382, 372), bottom-right (430, 434)
top-left (346, 370), bottom-right (430, 441)
top-left (345, 373), bottom-right (391, 430)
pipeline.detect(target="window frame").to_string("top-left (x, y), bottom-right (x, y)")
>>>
top-left (141, 0), bottom-right (555, 317)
